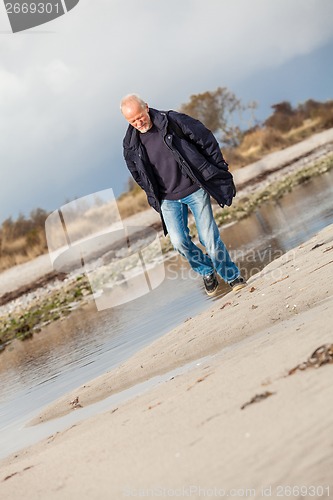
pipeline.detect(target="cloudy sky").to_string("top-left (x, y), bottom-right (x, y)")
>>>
top-left (0, 0), bottom-right (332, 224)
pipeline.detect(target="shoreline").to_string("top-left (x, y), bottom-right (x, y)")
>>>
top-left (28, 223), bottom-right (333, 425)
top-left (0, 223), bottom-right (332, 497)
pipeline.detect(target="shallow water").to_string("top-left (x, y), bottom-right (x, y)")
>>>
top-left (0, 170), bottom-right (333, 459)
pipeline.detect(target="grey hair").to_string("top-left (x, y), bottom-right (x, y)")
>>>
top-left (120, 94), bottom-right (146, 112)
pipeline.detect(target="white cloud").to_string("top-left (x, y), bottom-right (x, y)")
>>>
top-left (41, 59), bottom-right (77, 94)
top-left (0, 68), bottom-right (26, 106)
top-left (0, 0), bottom-right (333, 222)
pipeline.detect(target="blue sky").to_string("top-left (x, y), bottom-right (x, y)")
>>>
top-left (0, 0), bottom-right (332, 224)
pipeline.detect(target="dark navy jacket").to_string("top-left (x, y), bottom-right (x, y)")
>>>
top-left (122, 108), bottom-right (236, 234)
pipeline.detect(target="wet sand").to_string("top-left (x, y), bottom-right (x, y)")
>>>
top-left (1, 224), bottom-right (332, 499)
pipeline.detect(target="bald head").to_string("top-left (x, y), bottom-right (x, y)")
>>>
top-left (120, 94), bottom-right (152, 133)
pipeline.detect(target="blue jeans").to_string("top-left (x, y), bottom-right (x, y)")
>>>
top-left (161, 188), bottom-right (240, 283)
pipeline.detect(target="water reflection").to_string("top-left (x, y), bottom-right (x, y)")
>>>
top-left (223, 171), bottom-right (333, 277)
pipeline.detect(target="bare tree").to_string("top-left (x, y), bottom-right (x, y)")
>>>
top-left (179, 87), bottom-right (257, 147)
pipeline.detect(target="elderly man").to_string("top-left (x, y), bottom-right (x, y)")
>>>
top-left (120, 94), bottom-right (246, 295)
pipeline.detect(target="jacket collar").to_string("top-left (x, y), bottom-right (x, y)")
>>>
top-left (149, 108), bottom-right (168, 131)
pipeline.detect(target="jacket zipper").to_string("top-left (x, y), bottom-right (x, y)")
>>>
top-left (163, 132), bottom-right (202, 187)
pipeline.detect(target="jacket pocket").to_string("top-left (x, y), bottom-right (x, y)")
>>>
top-left (199, 161), bottom-right (230, 181)
top-left (204, 175), bottom-right (236, 206)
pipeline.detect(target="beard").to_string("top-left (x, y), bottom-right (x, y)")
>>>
top-left (138, 121), bottom-right (152, 133)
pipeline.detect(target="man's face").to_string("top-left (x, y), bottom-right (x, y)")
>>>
top-left (122, 101), bottom-right (152, 133)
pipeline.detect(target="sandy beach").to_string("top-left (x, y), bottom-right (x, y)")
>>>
top-left (1, 221), bottom-right (332, 499)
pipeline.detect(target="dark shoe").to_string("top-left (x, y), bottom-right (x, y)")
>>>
top-left (229, 276), bottom-right (247, 292)
top-left (203, 272), bottom-right (218, 296)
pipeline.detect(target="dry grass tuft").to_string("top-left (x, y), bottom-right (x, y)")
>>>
top-left (117, 190), bottom-right (149, 219)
